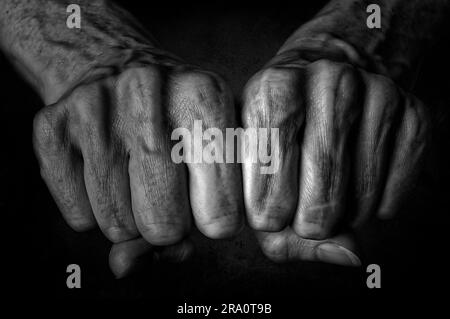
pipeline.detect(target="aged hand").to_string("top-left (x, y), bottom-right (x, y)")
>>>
top-left (242, 57), bottom-right (429, 265)
top-left (33, 59), bottom-right (244, 277)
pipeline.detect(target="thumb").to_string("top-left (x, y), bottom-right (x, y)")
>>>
top-left (314, 233), bottom-right (361, 266)
top-left (109, 237), bottom-right (194, 279)
top-left (256, 228), bottom-right (361, 266)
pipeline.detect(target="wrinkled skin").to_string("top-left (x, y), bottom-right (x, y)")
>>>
top-left (23, 0), bottom-right (437, 276)
top-left (33, 56), bottom-right (431, 272)
top-left (242, 58), bottom-right (430, 265)
top-left (33, 61), bottom-right (244, 277)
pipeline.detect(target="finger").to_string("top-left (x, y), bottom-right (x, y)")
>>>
top-left (109, 237), bottom-right (152, 278)
top-left (242, 68), bottom-right (304, 231)
top-left (33, 104), bottom-right (96, 231)
top-left (293, 61), bottom-right (361, 239)
top-left (377, 94), bottom-right (430, 219)
top-left (123, 67), bottom-right (191, 245)
top-left (170, 71), bottom-right (243, 238)
top-left (109, 237), bottom-right (194, 278)
top-left (72, 85), bottom-right (139, 243)
top-left (186, 160), bottom-right (244, 238)
top-left (351, 73), bottom-right (402, 226)
top-left (256, 227), bottom-right (360, 266)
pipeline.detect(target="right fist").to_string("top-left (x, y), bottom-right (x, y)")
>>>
top-left (33, 60), bottom-right (244, 277)
top-left (242, 58), bottom-right (429, 265)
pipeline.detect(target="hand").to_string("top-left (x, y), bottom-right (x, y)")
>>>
top-left (242, 57), bottom-right (429, 265)
top-left (33, 57), bottom-right (244, 277)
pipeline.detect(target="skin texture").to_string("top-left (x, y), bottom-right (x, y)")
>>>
top-left (0, 0), bottom-right (447, 275)
top-left (242, 0), bottom-right (446, 265)
top-left (33, 64), bottom-right (244, 241)
top-left (279, 0), bottom-right (450, 87)
top-left (1, 0), bottom-right (244, 278)
top-left (243, 59), bottom-right (429, 265)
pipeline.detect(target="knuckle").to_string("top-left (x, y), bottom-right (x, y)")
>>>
top-left (175, 70), bottom-right (226, 103)
top-left (258, 67), bottom-right (299, 86)
top-left (405, 95), bottom-right (431, 144)
top-left (121, 65), bottom-right (161, 84)
top-left (33, 109), bottom-right (52, 148)
top-left (243, 67), bottom-right (302, 129)
top-left (309, 59), bottom-right (337, 73)
top-left (295, 202), bottom-right (338, 240)
top-left (177, 70), bottom-right (224, 95)
top-left (367, 74), bottom-right (401, 122)
top-left (371, 74), bottom-right (399, 102)
top-left (102, 206), bottom-right (139, 243)
top-left (68, 84), bottom-right (129, 148)
top-left (170, 70), bottom-right (233, 127)
top-left (134, 131), bottom-right (169, 158)
top-left (295, 223), bottom-right (328, 240)
top-left (309, 60), bottom-right (361, 126)
top-left (308, 59), bottom-right (355, 83)
top-left (67, 218), bottom-right (96, 232)
top-left (247, 190), bottom-right (296, 232)
top-left (104, 226), bottom-right (137, 243)
top-left (197, 214), bottom-right (243, 239)
top-left (336, 66), bottom-right (360, 117)
top-left (248, 213), bottom-right (287, 232)
top-left (69, 85), bottom-right (105, 126)
top-left (121, 66), bottom-right (162, 116)
top-left (139, 222), bottom-right (187, 246)
top-left (33, 106), bottom-right (66, 154)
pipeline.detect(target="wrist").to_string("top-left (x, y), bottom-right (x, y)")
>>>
top-left (44, 45), bottom-right (184, 104)
top-left (275, 22), bottom-right (395, 80)
top-left (0, 0), bottom-right (168, 104)
top-left (272, 33), bottom-right (376, 71)
top-left (274, 0), bottom-right (444, 88)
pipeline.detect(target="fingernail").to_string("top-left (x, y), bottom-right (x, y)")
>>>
top-left (316, 243), bottom-right (361, 267)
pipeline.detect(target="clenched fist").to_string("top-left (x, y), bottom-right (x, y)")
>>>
top-left (33, 60), bottom-right (244, 276)
top-left (0, 0), bottom-right (246, 277)
top-left (2, 0), bottom-right (443, 276)
top-left (242, 57), bottom-right (429, 265)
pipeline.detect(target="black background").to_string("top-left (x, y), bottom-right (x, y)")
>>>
top-left (1, 0), bottom-right (449, 314)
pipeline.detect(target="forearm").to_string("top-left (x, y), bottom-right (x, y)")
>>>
top-left (277, 0), bottom-right (450, 87)
top-left (0, 0), bottom-right (165, 104)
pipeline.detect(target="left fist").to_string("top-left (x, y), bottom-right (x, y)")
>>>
top-left (33, 61), bottom-right (244, 277)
